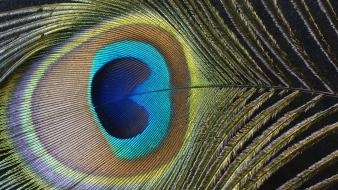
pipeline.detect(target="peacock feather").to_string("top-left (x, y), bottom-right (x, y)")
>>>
top-left (0, 0), bottom-right (337, 189)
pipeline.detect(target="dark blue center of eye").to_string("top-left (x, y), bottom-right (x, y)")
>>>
top-left (91, 58), bottom-right (150, 139)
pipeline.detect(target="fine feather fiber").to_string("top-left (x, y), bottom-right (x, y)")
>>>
top-left (0, 0), bottom-right (338, 190)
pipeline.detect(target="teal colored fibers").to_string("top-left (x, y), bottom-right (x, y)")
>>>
top-left (89, 40), bottom-right (172, 160)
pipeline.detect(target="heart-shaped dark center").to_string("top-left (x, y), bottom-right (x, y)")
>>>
top-left (91, 58), bottom-right (150, 139)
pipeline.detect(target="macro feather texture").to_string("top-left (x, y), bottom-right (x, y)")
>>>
top-left (0, 0), bottom-right (337, 190)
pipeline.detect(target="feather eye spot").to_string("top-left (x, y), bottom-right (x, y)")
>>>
top-left (2, 16), bottom-right (196, 187)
